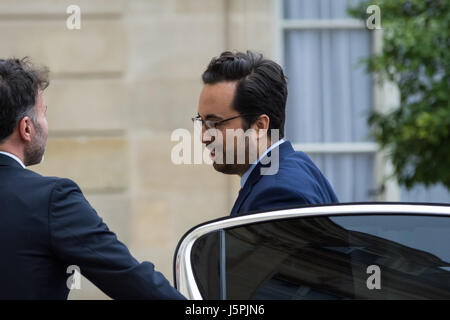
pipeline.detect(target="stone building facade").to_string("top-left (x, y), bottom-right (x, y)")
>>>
top-left (0, 0), bottom-right (276, 299)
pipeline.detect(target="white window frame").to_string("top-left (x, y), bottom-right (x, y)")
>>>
top-left (273, 0), bottom-right (400, 201)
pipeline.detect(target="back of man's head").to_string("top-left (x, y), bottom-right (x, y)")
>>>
top-left (0, 57), bottom-right (49, 143)
top-left (202, 50), bottom-right (288, 138)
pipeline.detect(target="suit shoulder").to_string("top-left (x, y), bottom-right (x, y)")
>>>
top-left (254, 170), bottom-right (305, 199)
top-left (49, 178), bottom-right (82, 199)
top-left (280, 151), bottom-right (325, 180)
top-left (257, 151), bottom-right (329, 195)
top-left (283, 150), bottom-right (317, 169)
top-left (261, 151), bottom-right (315, 182)
top-left (51, 177), bottom-right (80, 189)
top-left (21, 169), bottom-right (79, 191)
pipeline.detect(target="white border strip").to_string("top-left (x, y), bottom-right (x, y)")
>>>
top-left (293, 142), bottom-right (378, 154)
top-left (282, 19), bottom-right (365, 30)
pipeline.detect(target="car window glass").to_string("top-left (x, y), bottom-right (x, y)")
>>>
top-left (191, 215), bottom-right (450, 299)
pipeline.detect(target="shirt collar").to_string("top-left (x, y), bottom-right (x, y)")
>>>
top-left (240, 138), bottom-right (285, 189)
top-left (0, 151), bottom-right (26, 168)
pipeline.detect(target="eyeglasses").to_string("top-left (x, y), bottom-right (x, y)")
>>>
top-left (192, 114), bottom-right (259, 129)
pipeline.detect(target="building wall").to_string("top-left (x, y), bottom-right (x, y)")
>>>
top-left (0, 0), bottom-right (275, 299)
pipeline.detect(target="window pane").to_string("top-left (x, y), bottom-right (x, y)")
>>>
top-left (223, 215), bottom-right (450, 299)
top-left (284, 0), bottom-right (363, 20)
top-left (284, 29), bottom-right (372, 143)
top-left (401, 184), bottom-right (450, 204)
top-left (308, 153), bottom-right (375, 202)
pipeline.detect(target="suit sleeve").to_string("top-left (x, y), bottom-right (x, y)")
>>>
top-left (48, 178), bottom-right (185, 300)
top-left (247, 185), bottom-right (310, 213)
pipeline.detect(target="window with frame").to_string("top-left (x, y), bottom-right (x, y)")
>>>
top-left (280, 0), bottom-right (450, 203)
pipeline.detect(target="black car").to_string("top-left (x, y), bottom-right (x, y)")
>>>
top-left (174, 203), bottom-right (450, 300)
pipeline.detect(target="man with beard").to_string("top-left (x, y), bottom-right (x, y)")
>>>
top-left (194, 51), bottom-right (338, 216)
top-left (0, 58), bottom-right (184, 300)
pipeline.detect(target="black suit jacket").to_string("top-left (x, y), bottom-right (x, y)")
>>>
top-left (0, 154), bottom-right (185, 300)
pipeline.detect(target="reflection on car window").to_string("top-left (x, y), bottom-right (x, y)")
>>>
top-left (191, 231), bottom-right (221, 299)
top-left (330, 215), bottom-right (450, 262)
top-left (192, 215), bottom-right (450, 300)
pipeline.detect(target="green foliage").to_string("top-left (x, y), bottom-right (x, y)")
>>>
top-left (348, 0), bottom-right (450, 190)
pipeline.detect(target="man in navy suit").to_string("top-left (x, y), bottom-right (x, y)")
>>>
top-left (195, 51), bottom-right (338, 216)
top-left (0, 58), bottom-right (185, 299)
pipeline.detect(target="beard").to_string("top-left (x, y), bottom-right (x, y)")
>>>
top-left (212, 161), bottom-right (248, 175)
top-left (24, 122), bottom-right (47, 166)
top-left (210, 139), bottom-right (255, 176)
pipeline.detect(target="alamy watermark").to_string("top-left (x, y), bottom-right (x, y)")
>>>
top-left (366, 265), bottom-right (381, 290)
top-left (66, 5), bottom-right (81, 30)
top-left (66, 265), bottom-right (81, 290)
top-left (171, 123), bottom-right (281, 175)
top-left (366, 5), bottom-right (382, 30)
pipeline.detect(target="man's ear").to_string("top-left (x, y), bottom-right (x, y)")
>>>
top-left (253, 114), bottom-right (270, 138)
top-left (18, 116), bottom-right (33, 143)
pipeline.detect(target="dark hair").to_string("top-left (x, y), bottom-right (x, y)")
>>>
top-left (0, 57), bottom-right (49, 142)
top-left (202, 50), bottom-right (287, 138)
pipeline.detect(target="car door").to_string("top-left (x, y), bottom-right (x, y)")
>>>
top-left (173, 203), bottom-right (450, 300)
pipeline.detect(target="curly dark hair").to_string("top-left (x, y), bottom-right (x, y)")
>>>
top-left (202, 50), bottom-right (288, 138)
top-left (0, 57), bottom-right (49, 142)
